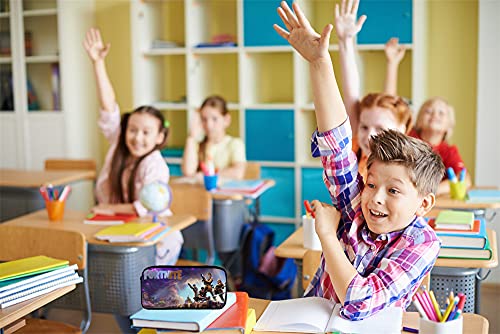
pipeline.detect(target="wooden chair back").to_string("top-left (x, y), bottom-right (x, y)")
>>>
top-left (0, 225), bottom-right (86, 270)
top-left (243, 162), bottom-right (261, 179)
top-left (302, 249), bottom-right (322, 291)
top-left (45, 159), bottom-right (96, 172)
top-left (169, 182), bottom-right (212, 221)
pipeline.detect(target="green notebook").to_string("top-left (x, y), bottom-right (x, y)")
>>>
top-left (435, 210), bottom-right (474, 230)
top-left (0, 256), bottom-right (69, 282)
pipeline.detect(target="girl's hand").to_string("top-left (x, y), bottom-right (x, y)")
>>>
top-left (274, 1), bottom-right (332, 63)
top-left (384, 37), bottom-right (406, 65)
top-left (334, 0), bottom-right (367, 42)
top-left (83, 28), bottom-right (110, 63)
top-left (188, 112), bottom-right (204, 140)
top-left (311, 200), bottom-right (341, 240)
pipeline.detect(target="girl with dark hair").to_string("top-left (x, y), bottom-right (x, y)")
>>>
top-left (84, 28), bottom-right (183, 265)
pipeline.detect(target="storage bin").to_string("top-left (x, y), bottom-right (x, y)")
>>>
top-left (430, 267), bottom-right (479, 313)
top-left (213, 199), bottom-right (246, 253)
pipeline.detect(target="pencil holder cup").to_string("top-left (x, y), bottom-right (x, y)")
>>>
top-left (45, 200), bottom-right (65, 221)
top-left (419, 317), bottom-right (463, 334)
top-left (203, 174), bottom-right (218, 191)
top-left (302, 215), bottom-right (322, 250)
top-left (449, 181), bottom-right (467, 200)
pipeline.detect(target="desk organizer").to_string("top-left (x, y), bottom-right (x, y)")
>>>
top-left (430, 267), bottom-right (479, 313)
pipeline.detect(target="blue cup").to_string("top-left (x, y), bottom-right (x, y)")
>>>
top-left (203, 174), bottom-right (218, 191)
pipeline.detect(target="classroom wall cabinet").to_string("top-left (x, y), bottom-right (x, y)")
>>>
top-left (0, 0), bottom-right (96, 169)
top-left (130, 0), bottom-right (425, 231)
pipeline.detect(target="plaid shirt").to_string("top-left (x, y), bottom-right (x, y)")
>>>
top-left (304, 120), bottom-right (440, 320)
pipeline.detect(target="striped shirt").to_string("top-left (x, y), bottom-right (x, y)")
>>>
top-left (305, 120), bottom-right (440, 320)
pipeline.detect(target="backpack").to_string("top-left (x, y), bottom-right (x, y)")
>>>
top-left (238, 222), bottom-right (297, 300)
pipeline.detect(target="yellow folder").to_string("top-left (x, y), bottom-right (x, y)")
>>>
top-left (0, 255), bottom-right (69, 282)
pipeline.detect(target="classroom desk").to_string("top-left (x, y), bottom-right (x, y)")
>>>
top-left (275, 227), bottom-right (498, 301)
top-left (0, 285), bottom-right (76, 330)
top-left (1, 210), bottom-right (197, 316)
top-left (249, 298), bottom-right (489, 334)
top-left (0, 168), bottom-right (96, 222)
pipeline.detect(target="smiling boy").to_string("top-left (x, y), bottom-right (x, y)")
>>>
top-left (273, 1), bottom-right (445, 320)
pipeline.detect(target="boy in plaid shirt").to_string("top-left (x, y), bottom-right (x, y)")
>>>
top-left (274, 2), bottom-right (445, 320)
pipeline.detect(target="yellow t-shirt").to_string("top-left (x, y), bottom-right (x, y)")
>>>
top-left (200, 135), bottom-right (246, 170)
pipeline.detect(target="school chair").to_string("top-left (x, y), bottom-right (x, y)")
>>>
top-left (0, 225), bottom-right (91, 334)
top-left (44, 159), bottom-right (96, 175)
top-left (243, 161), bottom-right (261, 179)
top-left (170, 182), bottom-right (215, 265)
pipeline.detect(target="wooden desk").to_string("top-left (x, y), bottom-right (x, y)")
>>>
top-left (275, 227), bottom-right (498, 296)
top-left (435, 190), bottom-right (500, 211)
top-left (0, 168), bottom-right (97, 222)
top-left (249, 298), bottom-right (489, 334)
top-left (0, 285), bottom-right (75, 330)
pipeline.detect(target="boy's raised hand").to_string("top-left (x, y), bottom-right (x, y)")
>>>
top-left (334, 0), bottom-right (367, 42)
top-left (83, 28), bottom-right (110, 62)
top-left (384, 37), bottom-right (406, 65)
top-left (273, 1), bottom-right (332, 63)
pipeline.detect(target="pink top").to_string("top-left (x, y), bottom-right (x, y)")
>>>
top-left (95, 104), bottom-right (170, 216)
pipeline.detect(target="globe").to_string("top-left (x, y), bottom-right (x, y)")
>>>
top-left (139, 182), bottom-right (172, 219)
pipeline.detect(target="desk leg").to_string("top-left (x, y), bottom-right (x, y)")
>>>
top-left (295, 259), bottom-right (303, 297)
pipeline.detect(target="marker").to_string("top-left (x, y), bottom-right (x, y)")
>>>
top-left (441, 296), bottom-right (458, 322)
top-left (446, 167), bottom-right (457, 183)
top-left (303, 200), bottom-right (315, 218)
top-left (452, 293), bottom-right (466, 320)
top-left (459, 168), bottom-right (466, 182)
top-left (412, 297), bottom-right (428, 320)
top-left (402, 326), bottom-right (419, 333)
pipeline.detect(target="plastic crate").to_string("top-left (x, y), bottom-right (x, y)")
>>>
top-left (430, 267), bottom-right (479, 313)
top-left (51, 244), bottom-right (155, 315)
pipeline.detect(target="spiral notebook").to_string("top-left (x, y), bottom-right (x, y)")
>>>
top-left (0, 272), bottom-right (82, 309)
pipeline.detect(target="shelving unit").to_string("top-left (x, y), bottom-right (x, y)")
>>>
top-left (0, 0), bottom-right (96, 170)
top-left (130, 0), bottom-right (424, 243)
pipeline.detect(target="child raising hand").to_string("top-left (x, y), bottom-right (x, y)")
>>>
top-left (83, 28), bottom-right (183, 265)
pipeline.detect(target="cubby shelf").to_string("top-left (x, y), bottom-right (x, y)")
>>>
top-left (131, 0), bottom-right (424, 238)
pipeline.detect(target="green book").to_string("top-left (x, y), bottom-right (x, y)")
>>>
top-left (438, 233), bottom-right (492, 260)
top-left (435, 210), bottom-right (474, 230)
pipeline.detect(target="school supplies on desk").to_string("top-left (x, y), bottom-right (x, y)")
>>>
top-left (94, 223), bottom-right (162, 243)
top-left (437, 230), bottom-right (493, 260)
top-left (40, 184), bottom-right (71, 221)
top-left (0, 256), bottom-right (68, 282)
top-left (434, 210), bottom-right (474, 230)
top-left (253, 297), bottom-right (403, 333)
top-left (83, 212), bottom-right (138, 225)
top-left (429, 218), bottom-right (488, 249)
top-left (413, 290), bottom-right (465, 333)
top-left (218, 179), bottom-right (266, 194)
top-left (448, 167), bottom-right (467, 200)
top-left (466, 189), bottom-right (500, 203)
top-left (206, 291), bottom-right (249, 333)
top-left (130, 292), bottom-right (236, 331)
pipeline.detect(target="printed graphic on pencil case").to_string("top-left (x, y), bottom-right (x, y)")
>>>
top-left (141, 266), bottom-right (228, 309)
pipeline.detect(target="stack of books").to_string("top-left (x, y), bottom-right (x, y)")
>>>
top-left (132, 292), bottom-right (256, 334)
top-left (94, 222), bottom-right (171, 243)
top-left (466, 189), bottom-right (500, 203)
top-left (0, 255), bottom-right (82, 309)
top-left (429, 210), bottom-right (492, 260)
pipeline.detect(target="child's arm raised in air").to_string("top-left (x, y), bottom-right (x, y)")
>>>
top-left (83, 28), bottom-right (115, 113)
top-left (383, 37), bottom-right (406, 95)
top-left (335, 0), bottom-right (366, 133)
top-left (182, 113), bottom-right (203, 177)
top-left (274, 1), bottom-right (345, 132)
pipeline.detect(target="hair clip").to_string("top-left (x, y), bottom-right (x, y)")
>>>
top-left (164, 120), bottom-right (170, 128)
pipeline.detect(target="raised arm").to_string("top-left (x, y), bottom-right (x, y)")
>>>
top-left (83, 28), bottom-right (115, 113)
top-left (181, 112), bottom-right (203, 177)
top-left (335, 0), bottom-right (366, 133)
top-left (274, 1), bottom-right (346, 132)
top-left (383, 37), bottom-right (406, 95)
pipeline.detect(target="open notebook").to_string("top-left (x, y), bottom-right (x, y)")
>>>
top-left (254, 297), bottom-right (402, 334)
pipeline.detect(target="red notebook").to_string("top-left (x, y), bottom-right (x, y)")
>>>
top-left (83, 213), bottom-right (137, 225)
top-left (206, 291), bottom-right (249, 333)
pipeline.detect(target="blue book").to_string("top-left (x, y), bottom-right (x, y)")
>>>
top-left (434, 218), bottom-right (488, 249)
top-left (219, 179), bottom-right (265, 193)
top-left (466, 189), bottom-right (500, 203)
top-left (130, 292), bottom-right (236, 331)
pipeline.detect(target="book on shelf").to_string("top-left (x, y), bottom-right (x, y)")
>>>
top-left (94, 222), bottom-right (162, 242)
top-left (466, 189), bottom-right (500, 203)
top-left (438, 229), bottom-right (493, 260)
top-left (434, 210), bottom-right (474, 230)
top-left (0, 268), bottom-right (82, 309)
top-left (253, 297), bottom-right (402, 334)
top-left (429, 218), bottom-right (487, 249)
top-left (51, 63), bottom-right (60, 110)
top-left (205, 291), bottom-right (249, 333)
top-left (0, 255), bottom-right (68, 282)
top-left (131, 292), bottom-right (237, 332)
top-left (83, 212), bottom-right (137, 225)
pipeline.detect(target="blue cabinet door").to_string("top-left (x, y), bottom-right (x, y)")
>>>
top-left (358, 0), bottom-right (412, 44)
top-left (260, 167), bottom-right (295, 218)
top-left (243, 0), bottom-right (293, 46)
top-left (168, 163), bottom-right (182, 177)
top-left (245, 109), bottom-right (294, 162)
top-left (301, 167), bottom-right (332, 215)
